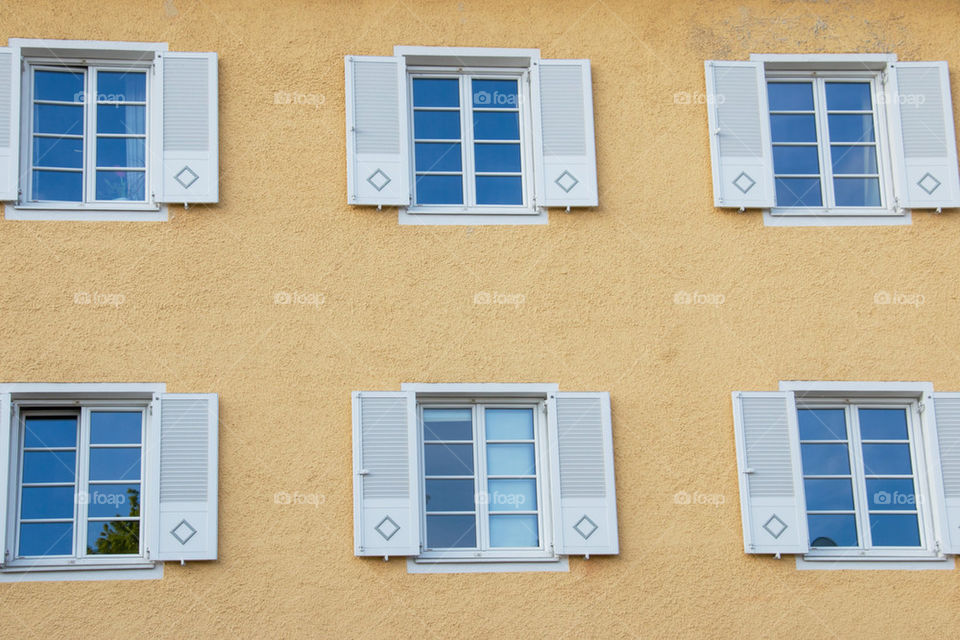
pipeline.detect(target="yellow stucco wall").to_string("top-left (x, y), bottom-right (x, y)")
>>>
top-left (3, 0), bottom-right (960, 637)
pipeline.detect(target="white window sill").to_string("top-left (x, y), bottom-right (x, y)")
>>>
top-left (399, 207), bottom-right (548, 226)
top-left (796, 555), bottom-right (954, 571)
top-left (0, 562), bottom-right (163, 582)
top-left (407, 556), bottom-right (568, 574)
top-left (4, 205), bottom-right (169, 222)
top-left (763, 209), bottom-right (911, 227)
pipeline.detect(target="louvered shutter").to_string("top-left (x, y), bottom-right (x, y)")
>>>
top-left (352, 391), bottom-right (419, 556)
top-left (0, 392), bottom-right (10, 565)
top-left (931, 394), bottom-right (960, 553)
top-left (534, 60), bottom-right (598, 208)
top-left (731, 391), bottom-right (807, 554)
top-left (345, 56), bottom-right (410, 207)
top-left (547, 392), bottom-right (618, 556)
top-left (152, 393), bottom-right (218, 561)
top-left (889, 62), bottom-right (960, 209)
top-left (0, 48), bottom-right (20, 201)
top-left (705, 61), bottom-right (776, 209)
top-left (158, 52), bottom-right (218, 204)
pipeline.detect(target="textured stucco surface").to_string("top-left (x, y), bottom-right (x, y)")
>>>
top-left (3, 0), bottom-right (960, 637)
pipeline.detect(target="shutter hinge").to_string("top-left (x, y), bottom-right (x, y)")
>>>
top-left (935, 539), bottom-right (942, 554)
top-left (919, 402), bottom-right (926, 414)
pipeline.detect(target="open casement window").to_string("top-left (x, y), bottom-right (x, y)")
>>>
top-left (732, 383), bottom-right (960, 563)
top-left (351, 386), bottom-right (618, 564)
top-left (0, 39), bottom-right (217, 221)
top-left (706, 56), bottom-right (960, 218)
top-left (0, 384), bottom-right (217, 573)
top-left (344, 47), bottom-right (597, 224)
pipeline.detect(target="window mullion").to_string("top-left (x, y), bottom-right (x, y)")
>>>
top-left (848, 404), bottom-right (872, 549)
top-left (76, 406), bottom-right (91, 558)
top-left (475, 404), bottom-right (490, 552)
top-left (84, 67), bottom-right (96, 204)
top-left (462, 76), bottom-right (476, 208)
top-left (814, 78), bottom-right (836, 209)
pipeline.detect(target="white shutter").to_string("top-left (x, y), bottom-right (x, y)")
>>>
top-left (352, 391), bottom-right (419, 557)
top-left (731, 392), bottom-right (807, 554)
top-left (0, 47), bottom-right (20, 201)
top-left (889, 61), bottom-right (960, 209)
top-left (345, 56), bottom-right (410, 207)
top-left (534, 59), bottom-right (598, 208)
top-left (547, 392), bottom-right (618, 556)
top-left (152, 393), bottom-right (218, 561)
top-left (930, 393), bottom-right (960, 553)
top-left (158, 52), bottom-right (218, 204)
top-left (0, 392), bottom-right (10, 565)
top-left (705, 61), bottom-right (775, 209)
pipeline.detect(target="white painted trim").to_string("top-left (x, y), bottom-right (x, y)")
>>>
top-left (399, 209), bottom-right (548, 225)
top-left (751, 53), bottom-right (896, 71)
top-left (763, 211), bottom-right (912, 226)
top-left (796, 556), bottom-right (953, 571)
top-left (0, 382), bottom-right (165, 395)
top-left (401, 382), bottom-right (559, 395)
top-left (0, 563), bottom-right (163, 581)
top-left (395, 46), bottom-right (539, 68)
top-left (4, 205), bottom-right (168, 222)
top-left (9, 38), bottom-right (167, 53)
top-left (778, 380), bottom-right (933, 395)
top-left (407, 557), bottom-right (568, 574)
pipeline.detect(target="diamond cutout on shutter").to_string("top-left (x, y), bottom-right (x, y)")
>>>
top-left (375, 516), bottom-right (400, 541)
top-left (174, 166), bottom-right (200, 189)
top-left (573, 515), bottom-right (598, 540)
top-left (555, 171), bottom-right (579, 193)
top-left (762, 514), bottom-right (787, 539)
top-left (733, 171), bottom-right (757, 194)
top-left (918, 172), bottom-right (942, 195)
top-left (170, 519), bottom-right (198, 545)
top-left (367, 169), bottom-right (391, 192)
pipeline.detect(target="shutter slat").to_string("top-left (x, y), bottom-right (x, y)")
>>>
top-left (0, 48), bottom-right (19, 201)
top-left (931, 394), bottom-right (960, 553)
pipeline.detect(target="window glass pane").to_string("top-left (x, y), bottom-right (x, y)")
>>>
top-left (96, 104), bottom-right (146, 134)
top-left (414, 142), bottom-right (462, 172)
top-left (97, 71), bottom-right (146, 102)
top-left (23, 450), bottom-right (76, 483)
top-left (415, 174), bottom-right (463, 205)
top-left (88, 448), bottom-right (141, 481)
top-left (767, 82), bottom-right (814, 111)
top-left (476, 176), bottom-right (523, 205)
top-left (798, 409), bottom-right (847, 441)
top-left (485, 408), bottom-right (534, 440)
top-left (33, 104), bottom-right (84, 134)
top-left (32, 170), bottom-right (83, 202)
top-left (866, 478), bottom-right (916, 511)
top-left (95, 170), bottom-right (146, 201)
top-left (86, 520), bottom-right (139, 555)
top-left (425, 479), bottom-right (475, 512)
top-left (772, 146), bottom-right (820, 175)
top-left (412, 78), bottom-right (460, 108)
top-left (24, 416), bottom-right (77, 448)
top-left (425, 515), bottom-right (476, 548)
top-left (423, 408), bottom-right (472, 441)
top-left (861, 443), bottom-right (912, 475)
top-left (825, 82), bottom-right (872, 111)
top-left (472, 79), bottom-right (518, 109)
top-left (33, 137), bottom-right (83, 169)
top-left (486, 443), bottom-right (536, 476)
top-left (34, 69), bottom-right (84, 102)
top-left (775, 178), bottom-right (822, 207)
top-left (413, 110), bottom-right (460, 140)
top-left (800, 443), bottom-right (851, 475)
top-left (858, 408), bottom-right (908, 440)
top-left (474, 143), bottom-right (521, 173)
top-left (830, 145), bottom-right (878, 174)
top-left (803, 478), bottom-right (854, 511)
top-left (770, 114), bottom-right (817, 143)
top-left (20, 486), bottom-right (75, 519)
top-left (90, 412), bottom-right (142, 445)
top-left (472, 112), bottom-right (519, 140)
top-left (833, 177), bottom-right (881, 207)
top-left (87, 484), bottom-right (141, 518)
top-left (424, 443), bottom-right (473, 476)
top-left (827, 114), bottom-right (874, 142)
top-left (487, 479), bottom-right (536, 512)
top-left (869, 514), bottom-right (921, 547)
top-left (19, 522), bottom-right (73, 556)
top-left (808, 514), bottom-right (858, 547)
top-left (489, 514), bottom-right (538, 547)
top-left (96, 138), bottom-right (145, 168)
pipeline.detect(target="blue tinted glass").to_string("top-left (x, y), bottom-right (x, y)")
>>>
top-left (90, 412), bottom-right (142, 445)
top-left (472, 79), bottom-right (518, 109)
top-left (485, 409), bottom-right (534, 440)
top-left (35, 70), bottom-right (84, 102)
top-left (833, 178), bottom-right (881, 207)
top-left (32, 170), bottom-right (83, 201)
top-left (33, 137), bottom-right (83, 168)
top-left (21, 486), bottom-right (75, 519)
top-left (415, 142), bottom-right (462, 172)
top-left (476, 176), bottom-right (523, 205)
top-left (767, 82), bottom-right (814, 111)
top-left (770, 114), bottom-right (817, 142)
top-left (34, 104), bottom-right (84, 134)
top-left (489, 514), bottom-right (538, 547)
top-left (825, 82), bottom-right (872, 111)
top-left (772, 146), bottom-right (820, 175)
top-left (96, 170), bottom-right (145, 201)
top-left (424, 443), bottom-right (473, 476)
top-left (775, 178), bottom-right (822, 207)
top-left (96, 105), bottom-right (145, 134)
top-left (803, 478), bottom-right (854, 511)
top-left (87, 484), bottom-right (140, 518)
top-left (97, 71), bottom-right (146, 102)
top-left (800, 443), bottom-right (850, 475)
top-left (24, 416), bottom-right (77, 448)
top-left (798, 409), bottom-right (847, 441)
top-left (473, 112), bottom-right (519, 140)
top-left (831, 145), bottom-right (878, 174)
top-left (19, 522), bottom-right (73, 556)
top-left (828, 114), bottom-right (874, 142)
top-left (488, 479), bottom-right (537, 512)
top-left (423, 409), bottom-right (472, 441)
top-left (859, 409), bottom-right (908, 440)
top-left (412, 78), bottom-right (459, 108)
top-left (869, 514), bottom-right (920, 547)
top-left (23, 450), bottom-right (76, 483)
top-left (861, 444), bottom-right (912, 475)
top-left (475, 143), bottom-right (521, 172)
top-left (426, 514), bottom-right (476, 548)
top-left (89, 448), bottom-right (141, 481)
top-left (808, 514), bottom-right (858, 547)
top-left (86, 520), bottom-right (139, 555)
top-left (486, 443), bottom-right (535, 476)
top-left (414, 110), bottom-right (460, 140)
top-left (866, 478), bottom-right (916, 511)
top-left (425, 479), bottom-right (475, 512)
top-left (96, 138), bottom-right (145, 168)
top-left (415, 174), bottom-right (463, 204)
